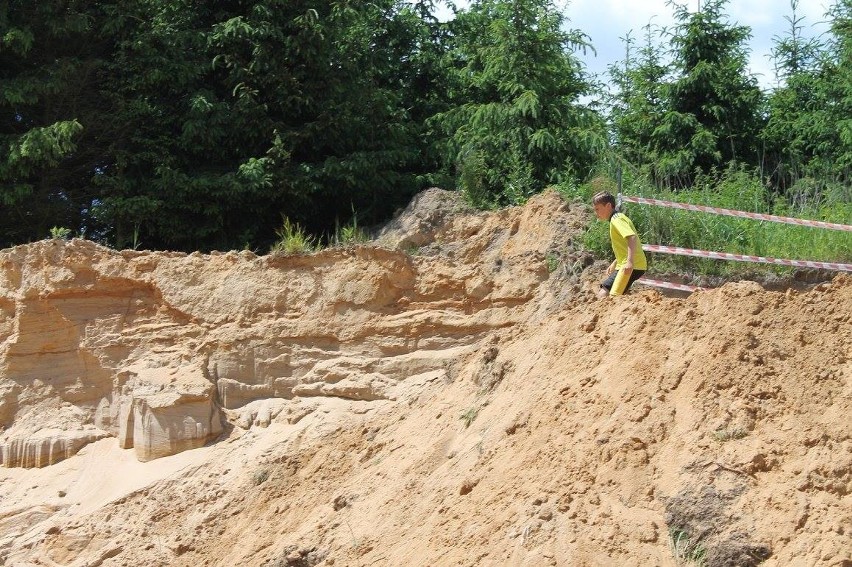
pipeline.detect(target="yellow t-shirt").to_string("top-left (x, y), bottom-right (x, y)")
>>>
top-left (609, 212), bottom-right (647, 270)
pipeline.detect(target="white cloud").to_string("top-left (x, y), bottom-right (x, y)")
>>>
top-left (727, 0), bottom-right (775, 27)
top-left (567, 0), bottom-right (673, 30)
top-left (431, 1), bottom-right (456, 21)
top-left (564, 0), bottom-right (831, 88)
top-left (794, 0), bottom-right (834, 24)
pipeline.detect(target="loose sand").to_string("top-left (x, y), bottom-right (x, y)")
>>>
top-left (0, 191), bottom-right (849, 566)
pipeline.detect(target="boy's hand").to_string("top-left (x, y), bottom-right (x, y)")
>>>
top-left (606, 260), bottom-right (616, 275)
top-left (623, 259), bottom-right (633, 272)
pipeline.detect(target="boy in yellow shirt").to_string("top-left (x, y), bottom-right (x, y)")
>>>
top-left (592, 191), bottom-right (647, 298)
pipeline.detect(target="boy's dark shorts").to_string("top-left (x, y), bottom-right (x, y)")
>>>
top-left (600, 269), bottom-right (646, 294)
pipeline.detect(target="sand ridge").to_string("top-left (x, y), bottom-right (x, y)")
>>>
top-left (0, 190), bottom-right (849, 566)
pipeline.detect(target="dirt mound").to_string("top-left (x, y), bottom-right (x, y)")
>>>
top-left (375, 187), bottom-right (474, 251)
top-left (0, 191), bottom-right (849, 566)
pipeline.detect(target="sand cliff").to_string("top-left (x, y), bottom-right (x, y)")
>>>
top-left (0, 190), bottom-right (848, 566)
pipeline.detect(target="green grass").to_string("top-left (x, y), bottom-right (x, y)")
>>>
top-left (270, 211), bottom-right (368, 255)
top-left (269, 217), bottom-right (316, 254)
top-left (330, 209), bottom-right (369, 247)
top-left (669, 528), bottom-right (708, 566)
top-left (712, 427), bottom-right (749, 442)
top-left (333, 222), bottom-right (368, 246)
top-left (460, 407), bottom-right (479, 428)
top-left (49, 226), bottom-right (72, 240)
top-left (545, 253), bottom-right (559, 273)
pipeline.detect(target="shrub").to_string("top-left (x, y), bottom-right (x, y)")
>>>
top-left (270, 217), bottom-right (315, 254)
top-left (49, 226), bottom-right (72, 240)
top-left (252, 468), bottom-right (270, 486)
top-left (332, 213), bottom-right (368, 246)
top-left (669, 528), bottom-right (707, 566)
top-left (460, 407), bottom-right (479, 428)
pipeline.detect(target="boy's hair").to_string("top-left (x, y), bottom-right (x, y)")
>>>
top-left (592, 191), bottom-right (616, 208)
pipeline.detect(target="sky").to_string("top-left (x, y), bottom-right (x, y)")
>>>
top-left (431, 0), bottom-right (835, 90)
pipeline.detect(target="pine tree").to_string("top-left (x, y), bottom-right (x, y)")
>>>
top-left (657, 0), bottom-right (764, 187)
top-left (764, 0), bottom-right (827, 192)
top-left (609, 23), bottom-right (672, 183)
top-left (764, 0), bottom-right (852, 196)
top-left (430, 0), bottom-right (605, 206)
top-left (93, 0), bottom-right (429, 250)
top-left (826, 0), bottom-right (852, 177)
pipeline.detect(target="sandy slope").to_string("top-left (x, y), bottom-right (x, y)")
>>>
top-left (0, 190), bottom-right (849, 566)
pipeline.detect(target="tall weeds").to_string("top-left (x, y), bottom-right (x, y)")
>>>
top-left (269, 217), bottom-right (316, 255)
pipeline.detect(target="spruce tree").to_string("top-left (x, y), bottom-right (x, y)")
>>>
top-left (658, 0), bottom-right (764, 187)
top-left (431, 0), bottom-right (605, 206)
top-left (609, 24), bottom-right (672, 184)
top-left (764, 0), bottom-right (827, 192)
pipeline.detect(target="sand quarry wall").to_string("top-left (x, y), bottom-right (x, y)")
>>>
top-left (0, 190), bottom-right (849, 566)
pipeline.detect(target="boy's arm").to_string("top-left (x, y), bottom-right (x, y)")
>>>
top-left (624, 235), bottom-right (637, 272)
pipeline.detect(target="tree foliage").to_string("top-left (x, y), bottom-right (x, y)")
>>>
top-left (609, 0), bottom-right (765, 189)
top-left (825, 0), bottom-right (852, 176)
top-left (2, 0), bottom-right (433, 250)
top-left (665, 0), bottom-right (763, 179)
top-left (609, 24), bottom-right (671, 178)
top-left (0, 0), bottom-right (850, 252)
top-left (762, 0), bottom-right (852, 201)
top-left (430, 0), bottom-right (605, 206)
top-left (0, 1), bottom-right (110, 244)
top-left (763, 0), bottom-right (830, 191)
top-left (93, 0), bottom-right (427, 250)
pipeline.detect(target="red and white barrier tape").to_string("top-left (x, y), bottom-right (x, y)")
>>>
top-left (644, 244), bottom-right (852, 272)
top-left (637, 278), bottom-right (705, 293)
top-left (620, 195), bottom-right (852, 232)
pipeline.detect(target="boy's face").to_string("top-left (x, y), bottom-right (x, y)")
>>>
top-left (593, 202), bottom-right (613, 221)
